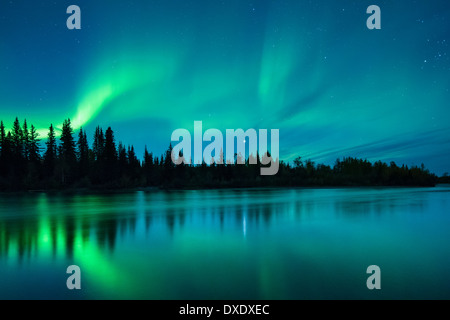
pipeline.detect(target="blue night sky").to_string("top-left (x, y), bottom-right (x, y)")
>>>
top-left (0, 0), bottom-right (449, 174)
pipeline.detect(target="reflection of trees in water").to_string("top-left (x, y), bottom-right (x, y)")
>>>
top-left (0, 217), bottom-right (40, 262)
top-left (333, 190), bottom-right (426, 217)
top-left (0, 189), bottom-right (321, 262)
top-left (0, 194), bottom-right (42, 261)
top-left (0, 194), bottom-right (124, 261)
top-left (96, 217), bottom-right (119, 252)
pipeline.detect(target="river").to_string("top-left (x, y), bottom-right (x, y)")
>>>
top-left (1, 186), bottom-right (450, 299)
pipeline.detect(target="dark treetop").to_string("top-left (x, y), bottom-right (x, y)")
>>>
top-left (0, 118), bottom-right (440, 192)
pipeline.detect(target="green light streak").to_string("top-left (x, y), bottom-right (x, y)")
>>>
top-left (70, 51), bottom-right (182, 130)
top-left (73, 233), bottom-right (137, 296)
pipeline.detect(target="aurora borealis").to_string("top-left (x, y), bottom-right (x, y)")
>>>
top-left (1, 0), bottom-right (449, 174)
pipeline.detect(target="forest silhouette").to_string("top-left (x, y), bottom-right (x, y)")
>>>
top-left (0, 117), bottom-right (441, 191)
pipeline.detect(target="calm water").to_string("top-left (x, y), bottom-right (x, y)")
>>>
top-left (0, 186), bottom-right (450, 300)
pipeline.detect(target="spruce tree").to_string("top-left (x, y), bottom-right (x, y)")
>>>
top-left (127, 145), bottom-right (138, 168)
top-left (118, 142), bottom-right (127, 177)
top-left (93, 126), bottom-right (105, 162)
top-left (59, 119), bottom-right (77, 184)
top-left (60, 119), bottom-right (76, 164)
top-left (77, 128), bottom-right (89, 176)
top-left (163, 143), bottom-right (174, 182)
top-left (2, 132), bottom-right (13, 174)
top-left (0, 121), bottom-right (5, 159)
top-left (11, 117), bottom-right (24, 160)
top-left (143, 146), bottom-right (154, 185)
top-left (44, 124), bottom-right (57, 174)
top-left (28, 125), bottom-right (41, 163)
top-left (23, 119), bottom-right (30, 160)
top-left (104, 127), bottom-right (117, 163)
top-left (103, 127), bottom-right (117, 182)
top-left (0, 125), bottom-right (11, 177)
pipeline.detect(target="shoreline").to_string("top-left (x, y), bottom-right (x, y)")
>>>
top-left (0, 184), bottom-right (447, 196)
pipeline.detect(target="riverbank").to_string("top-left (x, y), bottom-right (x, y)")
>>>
top-left (0, 182), bottom-right (446, 196)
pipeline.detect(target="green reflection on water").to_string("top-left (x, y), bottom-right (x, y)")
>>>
top-left (0, 187), bottom-right (450, 299)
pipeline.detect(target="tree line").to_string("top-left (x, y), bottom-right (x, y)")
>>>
top-left (0, 117), bottom-right (440, 191)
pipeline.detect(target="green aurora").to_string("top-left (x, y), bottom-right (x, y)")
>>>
top-left (0, 0), bottom-right (449, 173)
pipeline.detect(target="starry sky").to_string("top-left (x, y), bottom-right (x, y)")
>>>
top-left (0, 0), bottom-right (449, 174)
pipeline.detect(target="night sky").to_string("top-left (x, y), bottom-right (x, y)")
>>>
top-left (1, 0), bottom-right (449, 174)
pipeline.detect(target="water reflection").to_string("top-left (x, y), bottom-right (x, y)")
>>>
top-left (0, 187), bottom-right (444, 262)
top-left (1, 187), bottom-right (450, 299)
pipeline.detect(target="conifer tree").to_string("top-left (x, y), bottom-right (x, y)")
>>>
top-left (60, 119), bottom-right (77, 165)
top-left (44, 124), bottom-right (57, 174)
top-left (104, 127), bottom-right (117, 164)
top-left (23, 119), bottom-right (30, 160)
top-left (103, 127), bottom-right (117, 181)
top-left (28, 125), bottom-right (41, 163)
top-left (77, 128), bottom-right (89, 176)
top-left (11, 117), bottom-right (24, 160)
top-left (0, 121), bottom-right (5, 159)
top-left (93, 126), bottom-right (105, 162)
